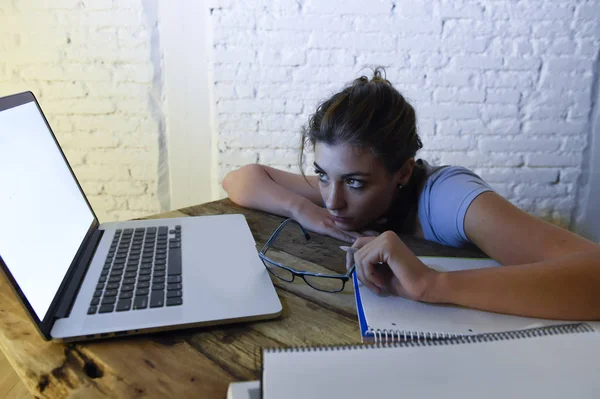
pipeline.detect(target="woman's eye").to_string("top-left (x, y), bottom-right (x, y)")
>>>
top-left (315, 170), bottom-right (327, 181)
top-left (346, 179), bottom-right (364, 189)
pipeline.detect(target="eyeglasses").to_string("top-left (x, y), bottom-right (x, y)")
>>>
top-left (258, 218), bottom-right (356, 293)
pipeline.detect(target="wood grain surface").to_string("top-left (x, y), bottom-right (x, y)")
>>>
top-left (0, 199), bottom-right (485, 398)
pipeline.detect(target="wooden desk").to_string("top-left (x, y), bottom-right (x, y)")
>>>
top-left (0, 199), bottom-right (485, 398)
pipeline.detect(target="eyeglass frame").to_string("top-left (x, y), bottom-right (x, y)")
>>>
top-left (258, 218), bottom-right (356, 293)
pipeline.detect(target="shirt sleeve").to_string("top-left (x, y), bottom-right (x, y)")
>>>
top-left (418, 166), bottom-right (493, 248)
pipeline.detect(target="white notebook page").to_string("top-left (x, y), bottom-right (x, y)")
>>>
top-left (263, 331), bottom-right (600, 399)
top-left (360, 257), bottom-right (573, 335)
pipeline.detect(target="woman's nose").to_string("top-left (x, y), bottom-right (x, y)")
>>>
top-left (325, 184), bottom-right (345, 210)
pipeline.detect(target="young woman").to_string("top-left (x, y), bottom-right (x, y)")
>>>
top-left (222, 69), bottom-right (600, 321)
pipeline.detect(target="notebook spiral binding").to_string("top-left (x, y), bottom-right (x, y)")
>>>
top-left (264, 323), bottom-right (593, 354)
top-left (365, 322), bottom-right (592, 345)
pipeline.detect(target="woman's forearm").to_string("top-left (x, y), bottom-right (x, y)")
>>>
top-left (222, 164), bottom-right (307, 218)
top-left (425, 249), bottom-right (600, 320)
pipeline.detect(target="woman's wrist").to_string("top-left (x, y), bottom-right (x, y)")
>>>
top-left (420, 270), bottom-right (450, 304)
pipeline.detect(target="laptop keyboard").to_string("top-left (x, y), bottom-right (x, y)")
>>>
top-left (87, 225), bottom-right (183, 315)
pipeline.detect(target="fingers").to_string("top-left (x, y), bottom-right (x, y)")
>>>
top-left (354, 257), bottom-right (381, 295)
top-left (361, 230), bottom-right (380, 237)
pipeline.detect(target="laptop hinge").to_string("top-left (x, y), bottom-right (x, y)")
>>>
top-left (55, 229), bottom-right (103, 318)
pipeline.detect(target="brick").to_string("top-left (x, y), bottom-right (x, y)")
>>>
top-left (69, 115), bottom-right (144, 134)
top-left (128, 195), bottom-right (159, 211)
top-left (217, 12), bottom-right (255, 29)
top-left (479, 139), bottom-right (561, 153)
top-left (480, 71), bottom-right (537, 88)
top-left (426, 71), bottom-right (472, 87)
top-left (43, 99), bottom-right (116, 115)
top-left (130, 165), bottom-right (158, 180)
top-left (104, 181), bottom-right (148, 196)
top-left (258, 49), bottom-right (305, 66)
top-left (436, 120), bottom-right (487, 136)
top-left (481, 168), bottom-right (559, 184)
top-left (397, 35), bottom-right (440, 50)
top-left (308, 32), bottom-right (394, 51)
top-left (478, 154), bottom-right (525, 168)
top-left (419, 104), bottom-right (479, 120)
top-left (479, 104), bottom-right (519, 119)
top-left (441, 38), bottom-right (488, 54)
top-left (81, 0), bottom-right (113, 10)
top-left (409, 52), bottom-right (449, 69)
top-left (539, 72), bottom-right (593, 91)
top-left (58, 132), bottom-right (121, 150)
top-left (307, 49), bottom-right (355, 66)
top-left (86, 82), bottom-right (152, 98)
top-left (546, 58), bottom-right (594, 73)
top-left (454, 55), bottom-right (503, 70)
top-left (218, 116), bottom-right (260, 133)
top-left (492, 20), bottom-right (530, 37)
top-left (442, 20), bottom-right (493, 37)
top-left (527, 154), bottom-right (583, 167)
top-left (394, 2), bottom-right (433, 17)
top-left (214, 83), bottom-right (237, 99)
top-left (440, 153), bottom-right (479, 168)
top-left (21, 64), bottom-right (112, 82)
top-left (214, 46), bottom-right (256, 64)
top-left (486, 89), bottom-right (520, 104)
top-left (303, 0), bottom-right (390, 15)
top-left (537, 38), bottom-right (577, 56)
top-left (504, 57), bottom-right (542, 71)
top-left (575, 4), bottom-right (600, 20)
top-left (439, 3), bottom-right (484, 19)
top-left (219, 149), bottom-right (258, 164)
top-left (86, 149), bottom-right (156, 165)
top-left (487, 119), bottom-right (520, 136)
top-left (532, 21), bottom-right (572, 38)
top-left (112, 64), bottom-right (154, 83)
top-left (421, 136), bottom-right (471, 151)
top-left (74, 164), bottom-right (132, 181)
top-left (259, 149), bottom-right (299, 164)
top-left (81, 182), bottom-right (104, 196)
top-left (577, 38), bottom-right (599, 58)
top-left (284, 101), bottom-right (304, 114)
top-left (433, 88), bottom-right (485, 103)
top-left (357, 52), bottom-right (409, 68)
top-left (572, 19), bottom-right (600, 37)
top-left (113, 99), bottom-right (152, 115)
top-left (524, 106), bottom-right (569, 121)
top-left (559, 168), bottom-right (581, 183)
top-left (514, 183), bottom-right (570, 198)
top-left (523, 121), bottom-right (587, 136)
top-left (38, 81), bottom-right (88, 99)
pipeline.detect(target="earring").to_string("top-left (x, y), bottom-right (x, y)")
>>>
top-left (398, 184), bottom-right (403, 189)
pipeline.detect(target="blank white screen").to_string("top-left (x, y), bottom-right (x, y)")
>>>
top-left (0, 101), bottom-right (95, 320)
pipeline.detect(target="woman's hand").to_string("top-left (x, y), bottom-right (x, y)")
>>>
top-left (292, 199), bottom-right (363, 243)
top-left (347, 231), bottom-right (439, 301)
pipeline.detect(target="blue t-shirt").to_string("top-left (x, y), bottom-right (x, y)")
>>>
top-left (418, 164), bottom-right (493, 248)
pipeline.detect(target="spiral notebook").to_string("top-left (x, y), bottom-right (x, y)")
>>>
top-left (354, 256), bottom-right (597, 343)
top-left (261, 324), bottom-right (599, 399)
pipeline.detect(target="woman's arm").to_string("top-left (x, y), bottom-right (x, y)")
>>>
top-left (426, 191), bottom-right (600, 320)
top-left (222, 164), bottom-right (323, 217)
top-left (350, 192), bottom-right (600, 320)
top-left (222, 164), bottom-right (361, 242)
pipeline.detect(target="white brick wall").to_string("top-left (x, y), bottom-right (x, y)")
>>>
top-left (0, 0), bottom-right (162, 222)
top-left (211, 0), bottom-right (600, 228)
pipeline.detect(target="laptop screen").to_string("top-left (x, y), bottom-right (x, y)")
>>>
top-left (0, 98), bottom-right (95, 321)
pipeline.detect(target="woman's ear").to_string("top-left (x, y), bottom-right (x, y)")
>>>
top-left (394, 158), bottom-right (415, 187)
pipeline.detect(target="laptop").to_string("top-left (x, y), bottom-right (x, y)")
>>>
top-left (0, 91), bottom-right (282, 342)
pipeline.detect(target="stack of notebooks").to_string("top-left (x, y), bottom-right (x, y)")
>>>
top-left (228, 257), bottom-right (600, 398)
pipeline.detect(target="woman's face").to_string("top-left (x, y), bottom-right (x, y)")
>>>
top-left (314, 142), bottom-right (407, 232)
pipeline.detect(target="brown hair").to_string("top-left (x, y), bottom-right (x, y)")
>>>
top-left (300, 67), bottom-right (425, 233)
